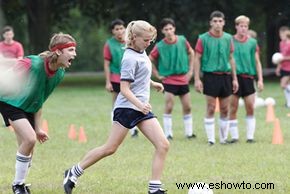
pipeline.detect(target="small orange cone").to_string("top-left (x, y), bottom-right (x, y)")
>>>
top-left (68, 124), bottom-right (77, 140)
top-left (42, 119), bottom-right (49, 134)
top-left (266, 104), bottom-right (275, 122)
top-left (215, 98), bottom-right (220, 112)
top-left (78, 126), bottom-right (87, 143)
top-left (272, 118), bottom-right (283, 144)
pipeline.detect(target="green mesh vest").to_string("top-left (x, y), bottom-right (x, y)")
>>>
top-left (0, 55), bottom-right (65, 113)
top-left (107, 37), bottom-right (125, 74)
top-left (156, 35), bottom-right (189, 76)
top-left (199, 32), bottom-right (232, 72)
top-left (233, 37), bottom-right (257, 75)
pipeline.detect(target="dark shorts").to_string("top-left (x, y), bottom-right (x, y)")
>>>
top-left (163, 84), bottom-right (189, 96)
top-left (0, 101), bottom-right (35, 128)
top-left (203, 72), bottom-right (232, 98)
top-left (111, 82), bottom-right (120, 93)
top-left (235, 75), bottom-right (255, 97)
top-left (113, 108), bottom-right (155, 129)
top-left (280, 69), bottom-right (290, 77)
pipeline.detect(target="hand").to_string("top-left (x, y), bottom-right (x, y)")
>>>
top-left (152, 82), bottom-right (164, 92)
top-left (105, 82), bottom-right (113, 92)
top-left (36, 129), bottom-right (49, 144)
top-left (140, 102), bottom-right (152, 115)
top-left (257, 80), bottom-right (264, 92)
top-left (194, 79), bottom-right (203, 93)
top-left (232, 79), bottom-right (239, 94)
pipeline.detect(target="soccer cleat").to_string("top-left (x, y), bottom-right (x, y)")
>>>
top-left (148, 188), bottom-right (167, 194)
top-left (63, 169), bottom-right (77, 194)
top-left (227, 139), bottom-right (239, 144)
top-left (131, 129), bottom-right (139, 138)
top-left (12, 183), bottom-right (28, 194)
top-left (208, 141), bottom-right (214, 146)
top-left (25, 184), bottom-right (31, 194)
top-left (186, 134), bottom-right (196, 139)
top-left (246, 139), bottom-right (255, 143)
top-left (166, 135), bottom-right (173, 140)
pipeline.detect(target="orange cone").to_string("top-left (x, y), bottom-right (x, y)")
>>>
top-left (266, 104), bottom-right (275, 122)
top-left (78, 126), bottom-right (87, 143)
top-left (68, 124), bottom-right (77, 140)
top-left (42, 119), bottom-right (49, 134)
top-left (272, 118), bottom-right (283, 144)
top-left (215, 98), bottom-right (220, 112)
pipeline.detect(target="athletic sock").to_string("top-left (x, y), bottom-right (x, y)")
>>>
top-left (246, 116), bottom-right (256, 140)
top-left (71, 163), bottom-right (84, 178)
top-left (163, 114), bottom-right (173, 137)
top-left (148, 180), bottom-right (162, 193)
top-left (13, 152), bottom-right (31, 185)
top-left (183, 114), bottom-right (193, 136)
top-left (229, 119), bottom-right (239, 140)
top-left (219, 118), bottom-right (229, 143)
top-left (204, 117), bottom-right (215, 143)
top-left (285, 85), bottom-right (290, 107)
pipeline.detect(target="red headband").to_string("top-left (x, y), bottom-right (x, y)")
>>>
top-left (50, 42), bottom-right (76, 52)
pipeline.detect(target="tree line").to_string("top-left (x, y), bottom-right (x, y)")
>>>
top-left (1, 0), bottom-right (290, 71)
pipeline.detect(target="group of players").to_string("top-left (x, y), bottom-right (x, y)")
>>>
top-left (0, 9), bottom-right (289, 194)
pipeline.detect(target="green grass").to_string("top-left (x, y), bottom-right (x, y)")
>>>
top-left (0, 79), bottom-right (289, 194)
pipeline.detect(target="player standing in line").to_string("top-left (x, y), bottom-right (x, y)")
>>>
top-left (0, 26), bottom-right (24, 59)
top-left (103, 19), bottom-right (138, 137)
top-left (228, 15), bottom-right (264, 143)
top-left (149, 18), bottom-right (195, 140)
top-left (194, 10), bottom-right (239, 145)
top-left (0, 33), bottom-right (77, 194)
top-left (275, 26), bottom-right (290, 108)
top-left (63, 20), bottom-right (169, 194)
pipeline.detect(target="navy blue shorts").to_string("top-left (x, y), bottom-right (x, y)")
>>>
top-left (0, 101), bottom-right (35, 128)
top-left (203, 72), bottom-right (232, 98)
top-left (163, 84), bottom-right (189, 96)
top-left (111, 82), bottom-right (120, 93)
top-left (280, 69), bottom-right (290, 77)
top-left (113, 108), bottom-right (155, 129)
top-left (235, 75), bottom-right (255, 97)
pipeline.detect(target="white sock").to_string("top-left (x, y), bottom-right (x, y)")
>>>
top-left (246, 116), bottom-right (256, 140)
top-left (149, 180), bottom-right (162, 193)
top-left (285, 85), bottom-right (290, 107)
top-left (229, 119), bottom-right (239, 140)
top-left (183, 114), bottom-right (193, 136)
top-left (71, 163), bottom-right (84, 178)
top-left (219, 118), bottom-right (229, 143)
top-left (204, 117), bottom-right (215, 143)
top-left (13, 152), bottom-right (31, 185)
top-left (163, 114), bottom-right (173, 137)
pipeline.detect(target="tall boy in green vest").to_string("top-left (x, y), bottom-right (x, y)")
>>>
top-left (228, 15), bottom-right (264, 143)
top-left (103, 19), bottom-right (138, 137)
top-left (194, 11), bottom-right (239, 145)
top-left (150, 18), bottom-right (195, 140)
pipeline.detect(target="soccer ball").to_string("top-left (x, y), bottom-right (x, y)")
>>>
top-left (254, 97), bottom-right (265, 108)
top-left (264, 97), bottom-right (276, 106)
top-left (271, 52), bottom-right (283, 65)
top-left (188, 182), bottom-right (213, 194)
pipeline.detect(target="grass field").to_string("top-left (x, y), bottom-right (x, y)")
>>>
top-left (0, 78), bottom-right (289, 194)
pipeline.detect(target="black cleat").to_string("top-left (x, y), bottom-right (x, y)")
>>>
top-left (186, 134), bottom-right (196, 139)
top-left (131, 129), bottom-right (139, 138)
top-left (148, 188), bottom-right (167, 194)
top-left (12, 183), bottom-right (28, 194)
top-left (166, 135), bottom-right (173, 140)
top-left (63, 169), bottom-right (77, 194)
top-left (25, 184), bottom-right (31, 194)
top-left (227, 139), bottom-right (239, 144)
top-left (246, 139), bottom-right (255, 143)
top-left (208, 141), bottom-right (214, 146)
